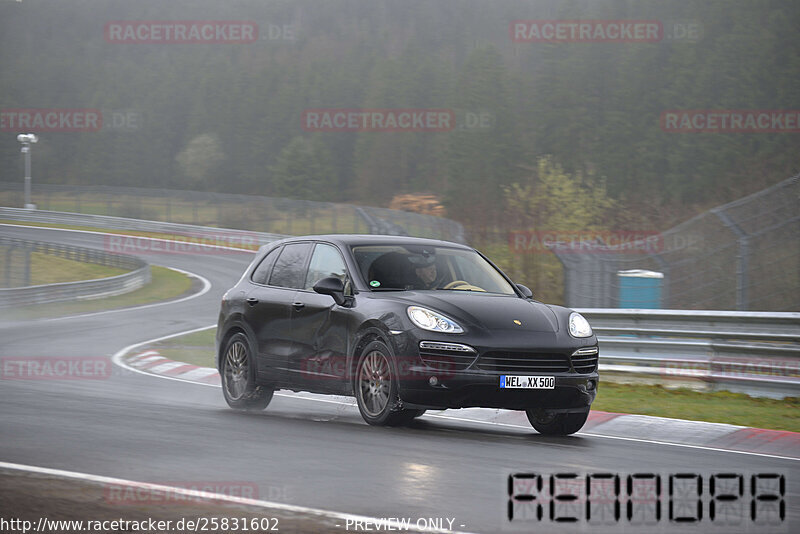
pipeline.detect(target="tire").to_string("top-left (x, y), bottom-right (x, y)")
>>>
top-left (526, 409), bottom-right (588, 435)
top-left (221, 333), bottom-right (273, 411)
top-left (354, 340), bottom-right (416, 426)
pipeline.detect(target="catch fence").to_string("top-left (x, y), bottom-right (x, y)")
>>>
top-left (552, 175), bottom-right (798, 311)
top-left (0, 182), bottom-right (465, 244)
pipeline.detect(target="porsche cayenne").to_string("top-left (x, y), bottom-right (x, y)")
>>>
top-left (216, 235), bottom-right (598, 434)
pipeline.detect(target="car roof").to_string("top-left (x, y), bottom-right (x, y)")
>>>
top-left (258, 234), bottom-right (472, 254)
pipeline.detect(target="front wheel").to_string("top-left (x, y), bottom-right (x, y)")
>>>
top-left (355, 341), bottom-right (417, 426)
top-left (526, 409), bottom-right (588, 435)
top-left (221, 333), bottom-right (273, 411)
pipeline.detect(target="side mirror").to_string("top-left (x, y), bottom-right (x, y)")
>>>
top-left (515, 283), bottom-right (533, 299)
top-left (313, 276), bottom-right (347, 306)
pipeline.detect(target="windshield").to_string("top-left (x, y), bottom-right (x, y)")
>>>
top-left (352, 245), bottom-right (516, 294)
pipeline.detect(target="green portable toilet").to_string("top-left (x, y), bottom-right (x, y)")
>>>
top-left (617, 269), bottom-right (664, 309)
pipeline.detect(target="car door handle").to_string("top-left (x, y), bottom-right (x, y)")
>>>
top-left (292, 301), bottom-right (305, 310)
top-left (246, 297), bottom-right (259, 306)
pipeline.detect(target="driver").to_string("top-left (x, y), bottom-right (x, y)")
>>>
top-left (408, 252), bottom-right (442, 289)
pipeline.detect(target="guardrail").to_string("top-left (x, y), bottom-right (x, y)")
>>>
top-left (0, 207), bottom-right (285, 247)
top-left (578, 308), bottom-right (800, 398)
top-left (0, 236), bottom-right (150, 308)
top-left (0, 181), bottom-right (467, 243)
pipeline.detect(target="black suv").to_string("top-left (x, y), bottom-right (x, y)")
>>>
top-left (216, 235), bottom-right (598, 434)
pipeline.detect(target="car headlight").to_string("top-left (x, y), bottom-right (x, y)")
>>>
top-left (568, 312), bottom-right (593, 338)
top-left (407, 306), bottom-right (463, 333)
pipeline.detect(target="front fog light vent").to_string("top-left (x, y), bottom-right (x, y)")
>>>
top-left (419, 341), bottom-right (477, 371)
top-left (570, 346), bottom-right (599, 374)
top-left (419, 341), bottom-right (476, 353)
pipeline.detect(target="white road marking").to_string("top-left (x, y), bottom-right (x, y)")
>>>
top-left (0, 461), bottom-right (474, 534)
top-left (111, 326), bottom-right (800, 463)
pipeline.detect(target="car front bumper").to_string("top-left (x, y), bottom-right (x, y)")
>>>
top-left (389, 329), bottom-right (599, 412)
top-left (398, 368), bottom-right (597, 411)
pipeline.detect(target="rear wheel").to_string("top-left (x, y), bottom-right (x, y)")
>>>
top-left (355, 340), bottom-right (417, 426)
top-left (221, 333), bottom-right (273, 411)
top-left (526, 409), bottom-right (588, 435)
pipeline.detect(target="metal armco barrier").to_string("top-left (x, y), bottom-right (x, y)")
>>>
top-left (0, 182), bottom-right (467, 244)
top-left (0, 207), bottom-right (285, 247)
top-left (578, 308), bottom-right (800, 398)
top-left (0, 236), bottom-right (150, 308)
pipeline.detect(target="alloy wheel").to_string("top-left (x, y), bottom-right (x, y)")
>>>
top-left (358, 350), bottom-right (391, 417)
top-left (224, 340), bottom-right (249, 401)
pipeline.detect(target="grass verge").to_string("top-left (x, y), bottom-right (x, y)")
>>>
top-left (593, 381), bottom-right (799, 432)
top-left (0, 251), bottom-right (127, 286)
top-left (0, 265), bottom-right (194, 320)
top-left (143, 327), bottom-right (800, 432)
top-left (150, 327), bottom-right (217, 368)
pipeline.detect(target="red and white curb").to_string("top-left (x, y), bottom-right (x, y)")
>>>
top-left (126, 350), bottom-right (220, 385)
top-left (122, 349), bottom-right (800, 461)
top-left (465, 409), bottom-right (800, 459)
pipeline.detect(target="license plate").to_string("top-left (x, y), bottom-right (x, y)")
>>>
top-left (500, 375), bottom-right (555, 389)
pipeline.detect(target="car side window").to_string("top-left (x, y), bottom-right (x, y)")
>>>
top-left (305, 243), bottom-right (348, 290)
top-left (250, 246), bottom-right (281, 285)
top-left (268, 242), bottom-right (312, 289)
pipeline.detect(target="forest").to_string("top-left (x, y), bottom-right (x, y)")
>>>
top-left (1, 0), bottom-right (798, 233)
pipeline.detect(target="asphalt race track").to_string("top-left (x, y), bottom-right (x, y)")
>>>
top-left (1, 224), bottom-right (797, 534)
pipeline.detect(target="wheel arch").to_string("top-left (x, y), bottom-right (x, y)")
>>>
top-left (349, 320), bottom-right (396, 393)
top-left (216, 317), bottom-right (257, 373)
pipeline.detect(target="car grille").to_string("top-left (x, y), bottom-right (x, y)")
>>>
top-left (419, 341), bottom-right (477, 371)
top-left (571, 347), bottom-right (599, 374)
top-left (475, 351), bottom-right (570, 373)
